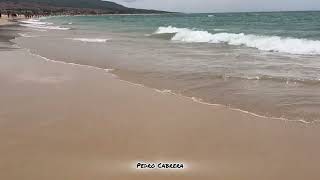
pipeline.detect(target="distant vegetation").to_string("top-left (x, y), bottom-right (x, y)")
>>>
top-left (0, 0), bottom-right (167, 16)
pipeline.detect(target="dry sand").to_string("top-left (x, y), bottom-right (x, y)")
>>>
top-left (0, 17), bottom-right (14, 26)
top-left (1, 47), bottom-right (320, 180)
top-left (0, 16), bottom-right (25, 26)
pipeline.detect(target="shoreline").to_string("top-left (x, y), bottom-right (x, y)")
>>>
top-left (0, 23), bottom-right (23, 50)
top-left (40, 53), bottom-right (320, 124)
top-left (22, 44), bottom-right (317, 125)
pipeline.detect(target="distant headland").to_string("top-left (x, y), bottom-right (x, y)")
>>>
top-left (0, 0), bottom-right (169, 18)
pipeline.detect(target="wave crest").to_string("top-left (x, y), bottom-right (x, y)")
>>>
top-left (154, 26), bottom-right (320, 55)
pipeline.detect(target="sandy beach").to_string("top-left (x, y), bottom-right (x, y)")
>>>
top-left (0, 17), bottom-right (9, 25)
top-left (1, 25), bottom-right (320, 180)
top-left (0, 16), bottom-right (18, 26)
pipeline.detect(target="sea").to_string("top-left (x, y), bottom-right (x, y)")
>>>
top-left (14, 11), bottom-right (320, 122)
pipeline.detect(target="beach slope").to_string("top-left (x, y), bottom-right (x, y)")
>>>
top-left (0, 43), bottom-right (320, 180)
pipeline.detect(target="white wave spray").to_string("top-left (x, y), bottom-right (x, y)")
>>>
top-left (155, 26), bottom-right (320, 55)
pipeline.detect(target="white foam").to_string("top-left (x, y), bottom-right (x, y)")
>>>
top-left (18, 33), bottom-right (37, 38)
top-left (20, 19), bottom-right (70, 30)
top-left (67, 38), bottom-right (110, 43)
top-left (155, 26), bottom-right (190, 34)
top-left (16, 44), bottom-right (115, 77)
top-left (104, 68), bottom-right (114, 72)
top-left (154, 26), bottom-right (320, 55)
top-left (155, 89), bottom-right (174, 94)
top-left (20, 19), bottom-right (52, 25)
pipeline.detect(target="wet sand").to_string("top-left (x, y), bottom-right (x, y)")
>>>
top-left (1, 32), bottom-right (320, 180)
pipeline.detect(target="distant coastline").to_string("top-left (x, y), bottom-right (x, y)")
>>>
top-left (0, 0), bottom-right (170, 18)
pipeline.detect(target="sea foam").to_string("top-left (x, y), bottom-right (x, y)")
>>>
top-left (67, 38), bottom-right (110, 43)
top-left (155, 26), bottom-right (320, 55)
top-left (20, 19), bottom-right (70, 30)
top-left (18, 33), bottom-right (37, 38)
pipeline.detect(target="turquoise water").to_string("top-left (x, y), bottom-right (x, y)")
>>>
top-left (48, 12), bottom-right (320, 40)
top-left (17, 12), bottom-right (320, 122)
top-left (44, 12), bottom-right (320, 55)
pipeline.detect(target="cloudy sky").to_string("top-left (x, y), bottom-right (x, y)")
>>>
top-left (109, 0), bottom-right (320, 13)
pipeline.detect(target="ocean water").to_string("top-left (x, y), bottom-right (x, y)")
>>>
top-left (16, 12), bottom-right (320, 122)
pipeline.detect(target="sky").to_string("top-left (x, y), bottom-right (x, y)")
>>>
top-left (109, 0), bottom-right (320, 13)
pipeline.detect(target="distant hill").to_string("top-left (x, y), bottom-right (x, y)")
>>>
top-left (0, 0), bottom-right (168, 14)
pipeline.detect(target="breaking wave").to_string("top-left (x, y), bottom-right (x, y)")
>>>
top-left (154, 26), bottom-right (320, 55)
